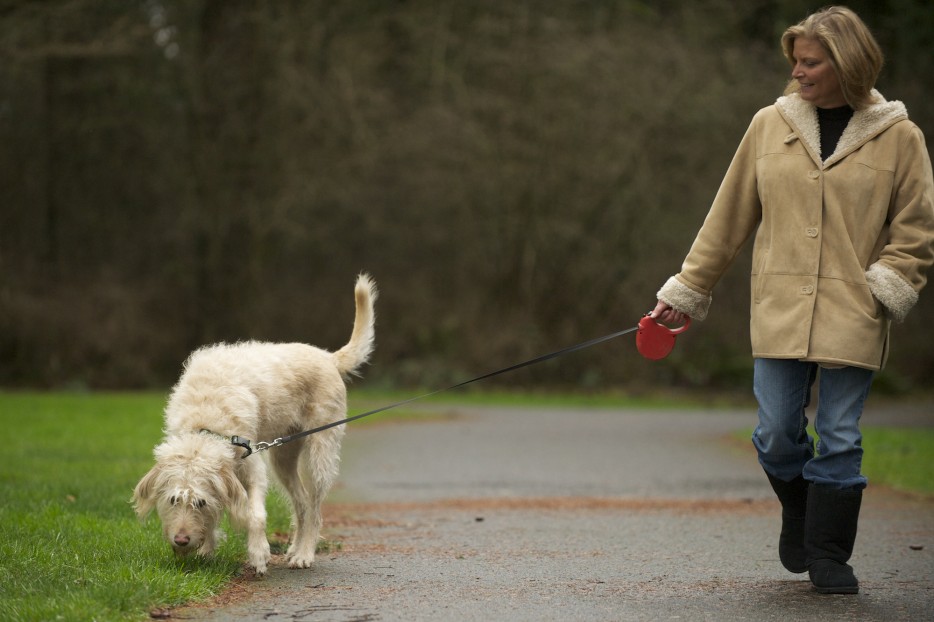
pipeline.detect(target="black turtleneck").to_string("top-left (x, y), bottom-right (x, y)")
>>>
top-left (817, 105), bottom-right (854, 160)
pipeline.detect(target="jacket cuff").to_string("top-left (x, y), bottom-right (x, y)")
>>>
top-left (866, 262), bottom-right (918, 323)
top-left (657, 276), bottom-right (711, 321)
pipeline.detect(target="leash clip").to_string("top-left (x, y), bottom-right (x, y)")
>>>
top-left (250, 437), bottom-right (284, 456)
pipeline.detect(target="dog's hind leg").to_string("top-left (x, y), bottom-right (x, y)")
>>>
top-left (286, 431), bottom-right (342, 568)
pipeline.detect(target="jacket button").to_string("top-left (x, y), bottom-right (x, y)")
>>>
top-left (805, 227), bottom-right (819, 237)
top-left (800, 285), bottom-right (814, 295)
top-left (808, 170), bottom-right (820, 179)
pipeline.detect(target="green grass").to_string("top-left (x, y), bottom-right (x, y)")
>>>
top-left (0, 392), bottom-right (297, 622)
top-left (1, 391), bottom-right (930, 621)
top-left (735, 426), bottom-right (934, 496)
top-left (346, 385), bottom-right (751, 415)
top-left (860, 428), bottom-right (934, 495)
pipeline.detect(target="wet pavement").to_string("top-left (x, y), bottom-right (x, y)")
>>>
top-left (171, 403), bottom-right (934, 621)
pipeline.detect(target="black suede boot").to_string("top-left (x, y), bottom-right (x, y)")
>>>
top-left (766, 473), bottom-right (809, 573)
top-left (805, 484), bottom-right (862, 594)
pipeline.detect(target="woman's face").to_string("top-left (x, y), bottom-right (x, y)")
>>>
top-left (791, 37), bottom-right (847, 108)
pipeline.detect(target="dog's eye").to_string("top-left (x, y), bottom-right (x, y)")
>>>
top-left (169, 496), bottom-right (178, 506)
top-left (196, 499), bottom-right (207, 509)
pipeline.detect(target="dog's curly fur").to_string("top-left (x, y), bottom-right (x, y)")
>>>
top-left (133, 274), bottom-right (376, 575)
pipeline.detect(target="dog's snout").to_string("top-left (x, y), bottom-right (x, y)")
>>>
top-left (174, 534), bottom-right (191, 547)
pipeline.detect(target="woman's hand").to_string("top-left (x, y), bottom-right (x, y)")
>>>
top-left (650, 300), bottom-right (689, 326)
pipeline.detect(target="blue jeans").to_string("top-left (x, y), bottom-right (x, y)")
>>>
top-left (752, 358), bottom-right (873, 490)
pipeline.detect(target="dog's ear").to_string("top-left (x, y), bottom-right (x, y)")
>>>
top-left (132, 465), bottom-right (162, 519)
top-left (218, 466), bottom-right (250, 526)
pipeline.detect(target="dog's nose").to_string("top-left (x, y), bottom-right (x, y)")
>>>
top-left (174, 534), bottom-right (190, 547)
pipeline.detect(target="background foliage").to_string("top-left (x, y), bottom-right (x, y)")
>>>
top-left (2, 0), bottom-right (932, 392)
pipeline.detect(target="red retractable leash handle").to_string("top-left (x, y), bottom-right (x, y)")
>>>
top-left (636, 314), bottom-right (691, 360)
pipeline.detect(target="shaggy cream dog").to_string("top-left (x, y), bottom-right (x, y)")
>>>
top-left (133, 274), bottom-right (376, 575)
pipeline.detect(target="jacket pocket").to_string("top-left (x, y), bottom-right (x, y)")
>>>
top-left (753, 248), bottom-right (769, 304)
top-left (866, 288), bottom-right (884, 320)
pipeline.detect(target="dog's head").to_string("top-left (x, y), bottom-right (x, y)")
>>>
top-left (133, 434), bottom-right (247, 556)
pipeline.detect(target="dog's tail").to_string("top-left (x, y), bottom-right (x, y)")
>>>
top-left (333, 273), bottom-right (378, 379)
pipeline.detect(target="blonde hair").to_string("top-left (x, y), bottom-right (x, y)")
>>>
top-left (781, 6), bottom-right (883, 109)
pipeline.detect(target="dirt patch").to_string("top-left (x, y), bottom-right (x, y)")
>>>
top-left (324, 495), bottom-right (775, 518)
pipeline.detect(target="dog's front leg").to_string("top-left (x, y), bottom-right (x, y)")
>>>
top-left (246, 500), bottom-right (271, 575)
top-left (240, 464), bottom-right (272, 576)
top-left (198, 529), bottom-right (218, 558)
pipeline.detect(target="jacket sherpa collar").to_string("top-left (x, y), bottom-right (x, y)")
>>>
top-left (775, 89), bottom-right (908, 168)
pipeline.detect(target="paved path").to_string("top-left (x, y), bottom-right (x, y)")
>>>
top-left (174, 403), bottom-right (933, 621)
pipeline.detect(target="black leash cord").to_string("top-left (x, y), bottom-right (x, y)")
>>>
top-left (244, 324), bottom-right (640, 455)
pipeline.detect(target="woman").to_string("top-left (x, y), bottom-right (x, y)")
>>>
top-left (651, 6), bottom-right (934, 594)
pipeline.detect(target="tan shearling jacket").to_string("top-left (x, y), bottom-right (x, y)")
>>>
top-left (658, 90), bottom-right (934, 370)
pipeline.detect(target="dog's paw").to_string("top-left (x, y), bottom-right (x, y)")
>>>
top-left (249, 550), bottom-right (271, 577)
top-left (286, 551), bottom-right (315, 569)
top-left (197, 543), bottom-right (216, 558)
top-left (248, 541), bottom-right (271, 577)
